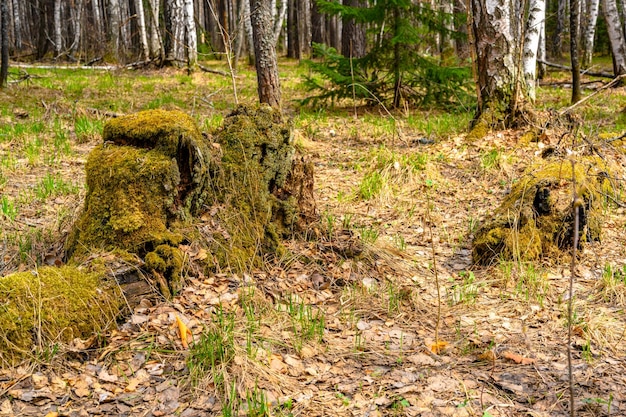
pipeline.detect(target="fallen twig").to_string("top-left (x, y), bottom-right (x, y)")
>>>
top-left (538, 59), bottom-right (614, 78)
top-left (198, 64), bottom-right (229, 76)
top-left (559, 74), bottom-right (626, 117)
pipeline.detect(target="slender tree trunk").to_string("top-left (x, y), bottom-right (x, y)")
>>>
top-left (571, 0), bottom-right (581, 102)
top-left (165, 0), bottom-right (185, 63)
top-left (135, 0), bottom-right (150, 60)
top-left (603, 0), bottom-right (626, 75)
top-left (92, 0), bottom-right (103, 44)
top-left (311, 0), bottom-right (324, 46)
top-left (53, 0), bottom-right (62, 56)
top-left (341, 0), bottom-right (366, 58)
top-left (69, 0), bottom-right (83, 58)
top-left (538, 17), bottom-right (547, 78)
top-left (392, 6), bottom-right (402, 108)
top-left (11, 0), bottom-right (21, 49)
top-left (250, 0), bottom-right (281, 107)
top-left (272, 0), bottom-right (287, 46)
top-left (552, 0), bottom-right (566, 58)
top-left (147, 0), bottom-right (163, 61)
top-left (454, 0), bottom-right (470, 59)
top-left (1, 0), bottom-right (8, 88)
top-left (109, 0), bottom-right (121, 60)
top-left (581, 0), bottom-right (600, 67)
top-left (287, 0), bottom-right (300, 58)
top-left (183, 0), bottom-right (197, 65)
top-left (523, 0), bottom-right (545, 101)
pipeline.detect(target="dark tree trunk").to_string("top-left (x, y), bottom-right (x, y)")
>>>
top-left (570, 0), bottom-right (581, 102)
top-left (1, 0), bottom-right (8, 88)
top-left (311, 0), bottom-right (324, 47)
top-left (454, 0), bottom-right (470, 60)
top-left (551, 0), bottom-right (565, 58)
top-left (287, 0), bottom-right (300, 58)
top-left (341, 0), bottom-right (366, 58)
top-left (250, 0), bottom-right (281, 107)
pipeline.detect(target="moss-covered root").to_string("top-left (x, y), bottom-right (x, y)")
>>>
top-left (145, 245), bottom-right (184, 298)
top-left (0, 266), bottom-right (121, 365)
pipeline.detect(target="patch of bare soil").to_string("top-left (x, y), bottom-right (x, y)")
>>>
top-left (2, 113), bottom-right (626, 417)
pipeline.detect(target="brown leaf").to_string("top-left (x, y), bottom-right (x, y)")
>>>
top-left (502, 350), bottom-right (536, 365)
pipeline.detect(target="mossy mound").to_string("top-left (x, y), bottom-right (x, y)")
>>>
top-left (472, 158), bottom-right (611, 265)
top-left (203, 105), bottom-right (316, 269)
top-left (0, 265), bottom-right (121, 365)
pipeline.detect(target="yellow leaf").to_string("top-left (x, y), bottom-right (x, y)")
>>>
top-left (175, 314), bottom-right (193, 349)
top-left (430, 340), bottom-right (448, 354)
top-left (45, 413), bottom-right (59, 417)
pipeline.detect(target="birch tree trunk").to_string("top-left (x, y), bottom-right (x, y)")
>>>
top-left (135, 0), bottom-right (150, 60)
top-left (165, 0), bottom-right (185, 63)
top-left (551, 0), bottom-right (566, 57)
top-left (69, 0), bottom-right (83, 58)
top-left (272, 0), bottom-right (287, 46)
top-left (147, 0), bottom-right (164, 61)
top-left (183, 0), bottom-right (197, 65)
top-left (470, 0), bottom-right (526, 131)
top-left (250, 0), bottom-right (281, 107)
top-left (109, 0), bottom-right (121, 60)
top-left (92, 0), bottom-right (103, 43)
top-left (581, 0), bottom-right (600, 68)
top-left (538, 18), bottom-right (546, 78)
top-left (523, 0), bottom-right (545, 101)
top-left (53, 0), bottom-right (62, 56)
top-left (602, 0), bottom-right (626, 75)
top-left (11, 0), bottom-right (21, 49)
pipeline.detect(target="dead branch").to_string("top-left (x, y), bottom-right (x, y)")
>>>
top-left (559, 74), bottom-right (626, 116)
top-left (198, 64), bottom-right (229, 76)
top-left (538, 59), bottom-right (614, 78)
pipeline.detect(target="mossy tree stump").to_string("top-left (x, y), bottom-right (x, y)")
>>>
top-left (472, 158), bottom-right (611, 265)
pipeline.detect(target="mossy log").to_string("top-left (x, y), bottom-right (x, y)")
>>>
top-left (472, 158), bottom-right (612, 265)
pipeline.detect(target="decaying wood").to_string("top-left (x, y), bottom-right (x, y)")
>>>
top-left (538, 59), bottom-right (614, 78)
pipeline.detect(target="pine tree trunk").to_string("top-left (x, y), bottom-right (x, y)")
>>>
top-left (603, 0), bottom-right (626, 75)
top-left (551, 0), bottom-right (565, 58)
top-left (1, 0), bottom-right (8, 88)
top-left (341, 0), bottom-right (366, 58)
top-left (250, 0), bottom-right (281, 107)
top-left (311, 0), bottom-right (324, 46)
top-left (454, 0), bottom-right (469, 59)
top-left (11, 0), bottom-right (21, 49)
top-left (287, 0), bottom-right (300, 58)
top-left (523, 0), bottom-right (545, 101)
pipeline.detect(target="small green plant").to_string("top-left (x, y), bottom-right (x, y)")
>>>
top-left (285, 295), bottom-right (325, 352)
top-left (480, 148), bottom-right (501, 171)
top-left (515, 263), bottom-right (548, 306)
top-left (74, 116), bottom-right (103, 143)
top-left (0, 195), bottom-right (17, 221)
top-left (598, 263), bottom-right (626, 304)
top-left (244, 384), bottom-right (270, 417)
top-left (358, 171), bottom-right (384, 200)
top-left (187, 307), bottom-right (235, 387)
top-left (34, 173), bottom-right (79, 200)
top-left (448, 271), bottom-right (478, 305)
top-left (25, 137), bottom-right (43, 166)
top-left (393, 234), bottom-right (406, 251)
top-left (359, 225), bottom-right (379, 244)
top-left (581, 394), bottom-right (614, 414)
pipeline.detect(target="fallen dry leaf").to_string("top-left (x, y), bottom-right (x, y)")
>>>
top-left (502, 350), bottom-right (536, 365)
top-left (430, 340), bottom-right (448, 354)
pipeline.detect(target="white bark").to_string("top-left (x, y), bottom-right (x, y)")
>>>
top-left (147, 0), bottom-right (162, 59)
top-left (119, 0), bottom-right (131, 50)
top-left (183, 0), bottom-right (197, 65)
top-left (11, 0), bottom-right (21, 49)
top-left (166, 0), bottom-right (186, 62)
top-left (135, 0), bottom-right (150, 61)
top-left (69, 0), bottom-right (83, 57)
top-left (602, 0), bottom-right (626, 75)
top-left (53, 0), bottom-right (62, 56)
top-left (523, 0), bottom-right (545, 101)
top-left (272, 0), bottom-right (287, 46)
top-left (538, 16), bottom-right (546, 78)
top-left (108, 0), bottom-right (121, 58)
top-left (581, 0), bottom-right (599, 67)
top-left (92, 0), bottom-right (103, 41)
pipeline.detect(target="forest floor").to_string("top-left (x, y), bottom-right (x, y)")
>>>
top-left (1, 63), bottom-right (626, 417)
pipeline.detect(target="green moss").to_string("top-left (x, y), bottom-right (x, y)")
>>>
top-left (0, 265), bottom-right (121, 364)
top-left (472, 158), bottom-right (608, 265)
top-left (145, 245), bottom-right (184, 295)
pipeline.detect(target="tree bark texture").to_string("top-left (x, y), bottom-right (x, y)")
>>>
top-left (551, 0), bottom-right (566, 58)
top-left (581, 0), bottom-right (600, 68)
top-left (570, 0), bottom-right (582, 103)
top-left (250, 0), bottom-right (281, 107)
top-left (11, 0), bottom-right (20, 49)
top-left (470, 0), bottom-right (522, 124)
top-left (523, 0), bottom-right (545, 101)
top-left (1, 0), bottom-right (8, 88)
top-left (341, 0), bottom-right (366, 58)
top-left (603, 0), bottom-right (626, 75)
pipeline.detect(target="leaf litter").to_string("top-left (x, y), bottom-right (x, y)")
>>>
top-left (1, 108), bottom-right (626, 417)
